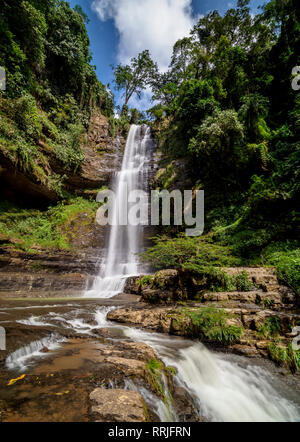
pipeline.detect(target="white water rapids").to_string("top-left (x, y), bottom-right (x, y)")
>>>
top-left (85, 124), bottom-right (153, 298)
top-left (5, 305), bottom-right (300, 421)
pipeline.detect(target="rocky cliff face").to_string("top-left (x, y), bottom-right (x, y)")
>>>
top-left (0, 111), bottom-right (124, 204)
top-left (0, 112), bottom-right (125, 297)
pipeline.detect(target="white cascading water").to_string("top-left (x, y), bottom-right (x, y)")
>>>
top-left (85, 125), bottom-right (153, 298)
top-left (121, 318), bottom-right (300, 422)
top-left (5, 305), bottom-right (300, 421)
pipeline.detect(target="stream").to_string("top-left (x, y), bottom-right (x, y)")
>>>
top-left (1, 124), bottom-right (299, 422)
top-left (1, 299), bottom-right (300, 422)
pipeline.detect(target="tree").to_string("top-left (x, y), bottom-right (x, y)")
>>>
top-left (129, 108), bottom-right (141, 124)
top-left (113, 50), bottom-right (157, 106)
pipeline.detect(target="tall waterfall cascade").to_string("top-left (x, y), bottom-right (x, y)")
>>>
top-left (85, 124), bottom-right (154, 298)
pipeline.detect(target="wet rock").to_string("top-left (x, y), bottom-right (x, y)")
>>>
top-left (105, 357), bottom-right (145, 377)
top-left (119, 342), bottom-right (158, 362)
top-left (107, 307), bottom-right (172, 333)
top-left (124, 276), bottom-right (141, 295)
top-left (173, 386), bottom-right (201, 422)
top-left (89, 389), bottom-right (148, 422)
top-left (231, 345), bottom-right (259, 357)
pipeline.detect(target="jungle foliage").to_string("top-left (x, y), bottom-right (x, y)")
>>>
top-left (0, 0), bottom-right (114, 196)
top-left (146, 0), bottom-right (300, 294)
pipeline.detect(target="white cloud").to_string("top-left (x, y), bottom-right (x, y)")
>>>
top-left (92, 0), bottom-right (196, 72)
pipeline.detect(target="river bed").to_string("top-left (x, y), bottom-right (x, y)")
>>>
top-left (0, 296), bottom-right (299, 422)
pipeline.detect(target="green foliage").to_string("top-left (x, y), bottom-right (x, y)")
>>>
top-left (0, 1), bottom-right (113, 113)
top-left (147, 0), bottom-right (299, 280)
top-left (140, 275), bottom-right (154, 287)
top-left (0, 0), bottom-right (114, 201)
top-left (0, 197), bottom-right (98, 252)
top-left (113, 50), bottom-right (158, 106)
top-left (235, 271), bottom-right (252, 291)
top-left (268, 343), bottom-right (300, 374)
top-left (180, 307), bottom-right (243, 345)
top-left (0, 93), bottom-right (86, 189)
top-left (257, 316), bottom-right (282, 338)
top-left (141, 235), bottom-right (241, 271)
top-left (188, 109), bottom-right (245, 178)
top-left (53, 123), bottom-right (85, 171)
top-left (263, 246), bottom-right (300, 294)
top-left (145, 358), bottom-right (167, 402)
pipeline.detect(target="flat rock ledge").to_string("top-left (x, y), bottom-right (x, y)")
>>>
top-left (89, 389), bottom-right (148, 422)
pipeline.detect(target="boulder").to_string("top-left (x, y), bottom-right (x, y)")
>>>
top-left (124, 276), bottom-right (141, 294)
top-left (105, 357), bottom-right (146, 377)
top-left (139, 269), bottom-right (187, 304)
top-left (90, 389), bottom-right (148, 422)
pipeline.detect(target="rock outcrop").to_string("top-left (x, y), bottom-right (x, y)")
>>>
top-left (0, 111), bottom-right (124, 204)
top-left (108, 285), bottom-right (299, 369)
top-left (90, 389), bottom-right (148, 422)
top-left (0, 111), bottom-right (126, 297)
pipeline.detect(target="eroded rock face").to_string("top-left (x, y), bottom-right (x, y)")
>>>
top-left (108, 307), bottom-right (173, 333)
top-left (66, 111), bottom-right (125, 195)
top-left (136, 269), bottom-right (187, 304)
top-left (90, 389), bottom-right (148, 422)
top-left (0, 111), bottom-right (124, 204)
top-left (124, 276), bottom-right (141, 294)
top-left (0, 245), bottom-right (101, 297)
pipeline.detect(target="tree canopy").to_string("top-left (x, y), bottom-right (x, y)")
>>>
top-left (113, 50), bottom-right (158, 106)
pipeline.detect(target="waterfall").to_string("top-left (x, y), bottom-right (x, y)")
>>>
top-left (121, 319), bottom-right (300, 422)
top-left (85, 124), bottom-right (153, 298)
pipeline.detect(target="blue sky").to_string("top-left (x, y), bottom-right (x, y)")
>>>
top-left (69, 0), bottom-right (263, 110)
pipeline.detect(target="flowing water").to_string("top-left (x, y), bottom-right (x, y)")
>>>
top-left (85, 124), bottom-right (153, 298)
top-left (4, 304), bottom-right (299, 422)
top-left (2, 124), bottom-right (299, 422)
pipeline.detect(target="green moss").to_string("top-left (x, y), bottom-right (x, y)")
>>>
top-left (142, 400), bottom-right (150, 422)
top-left (140, 275), bottom-right (154, 287)
top-left (145, 358), bottom-right (166, 401)
top-left (166, 366), bottom-right (177, 376)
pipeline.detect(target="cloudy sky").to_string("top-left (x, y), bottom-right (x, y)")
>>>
top-left (69, 0), bottom-right (261, 109)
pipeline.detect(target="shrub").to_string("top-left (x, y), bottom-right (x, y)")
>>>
top-left (178, 307), bottom-right (243, 345)
top-left (257, 316), bottom-right (282, 338)
top-left (0, 197), bottom-right (98, 251)
top-left (235, 271), bottom-right (252, 291)
top-left (265, 248), bottom-right (300, 295)
top-left (141, 235), bottom-right (241, 271)
top-left (268, 343), bottom-right (300, 373)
